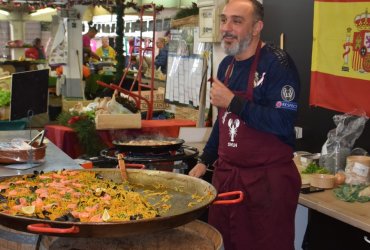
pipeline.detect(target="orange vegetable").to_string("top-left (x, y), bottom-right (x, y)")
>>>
top-left (335, 172), bottom-right (346, 185)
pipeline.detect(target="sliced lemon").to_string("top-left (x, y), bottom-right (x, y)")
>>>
top-left (21, 205), bottom-right (35, 215)
top-left (102, 209), bottom-right (110, 222)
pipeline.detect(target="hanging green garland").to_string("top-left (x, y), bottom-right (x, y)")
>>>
top-left (114, 0), bottom-right (125, 85)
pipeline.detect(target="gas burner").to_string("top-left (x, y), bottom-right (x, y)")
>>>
top-left (123, 146), bottom-right (198, 163)
top-left (99, 145), bottom-right (199, 173)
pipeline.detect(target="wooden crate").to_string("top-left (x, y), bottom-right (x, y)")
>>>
top-left (95, 113), bottom-right (141, 130)
top-left (171, 15), bottom-right (199, 28)
top-left (131, 89), bottom-right (170, 111)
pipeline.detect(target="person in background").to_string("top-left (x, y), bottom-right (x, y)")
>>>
top-left (154, 37), bottom-right (168, 74)
top-left (95, 37), bottom-right (116, 62)
top-left (164, 29), bottom-right (171, 42)
top-left (25, 38), bottom-right (45, 60)
top-left (189, 0), bottom-right (301, 249)
top-left (83, 27), bottom-right (100, 64)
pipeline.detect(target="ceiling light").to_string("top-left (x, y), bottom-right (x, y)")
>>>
top-left (0, 10), bottom-right (10, 16)
top-left (30, 7), bottom-right (56, 17)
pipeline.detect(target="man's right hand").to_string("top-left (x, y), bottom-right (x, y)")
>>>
top-left (189, 163), bottom-right (207, 178)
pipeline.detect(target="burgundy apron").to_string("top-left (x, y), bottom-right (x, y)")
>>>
top-left (208, 41), bottom-right (301, 250)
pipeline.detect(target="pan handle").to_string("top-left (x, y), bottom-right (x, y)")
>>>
top-left (27, 223), bottom-right (80, 234)
top-left (213, 191), bottom-right (244, 205)
top-left (115, 163), bottom-right (146, 169)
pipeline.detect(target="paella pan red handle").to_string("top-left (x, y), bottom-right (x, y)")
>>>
top-left (27, 223), bottom-right (80, 234)
top-left (116, 163), bottom-right (146, 169)
top-left (213, 191), bottom-right (244, 205)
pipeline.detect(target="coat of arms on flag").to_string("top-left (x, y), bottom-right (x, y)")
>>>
top-left (343, 9), bottom-right (370, 73)
top-left (310, 1), bottom-right (370, 116)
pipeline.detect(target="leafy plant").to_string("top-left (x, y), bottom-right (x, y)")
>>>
top-left (174, 2), bottom-right (199, 20)
top-left (0, 90), bottom-right (11, 107)
top-left (57, 111), bottom-right (105, 157)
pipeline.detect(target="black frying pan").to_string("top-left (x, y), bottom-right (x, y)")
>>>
top-left (112, 137), bottom-right (185, 153)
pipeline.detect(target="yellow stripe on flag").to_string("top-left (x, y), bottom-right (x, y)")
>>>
top-left (312, 1), bottom-right (370, 80)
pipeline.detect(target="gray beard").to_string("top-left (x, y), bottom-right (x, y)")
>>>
top-left (221, 34), bottom-right (252, 56)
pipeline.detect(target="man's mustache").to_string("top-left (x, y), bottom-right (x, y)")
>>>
top-left (222, 32), bottom-right (238, 39)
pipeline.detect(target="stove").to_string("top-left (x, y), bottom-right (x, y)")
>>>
top-left (95, 145), bottom-right (199, 174)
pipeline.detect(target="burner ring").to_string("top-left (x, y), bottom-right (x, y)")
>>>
top-left (100, 146), bottom-right (199, 164)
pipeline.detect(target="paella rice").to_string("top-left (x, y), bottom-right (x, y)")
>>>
top-left (0, 170), bottom-right (173, 222)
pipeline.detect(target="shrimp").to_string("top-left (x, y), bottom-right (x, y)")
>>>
top-left (8, 190), bottom-right (18, 196)
top-left (67, 203), bottom-right (77, 210)
top-left (32, 198), bottom-right (44, 208)
top-left (101, 194), bottom-right (112, 201)
top-left (85, 204), bottom-right (99, 213)
top-left (39, 175), bottom-right (51, 180)
top-left (18, 197), bottom-right (28, 206)
top-left (89, 214), bottom-right (103, 222)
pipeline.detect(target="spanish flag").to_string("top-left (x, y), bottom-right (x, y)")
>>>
top-left (310, 0), bottom-right (370, 116)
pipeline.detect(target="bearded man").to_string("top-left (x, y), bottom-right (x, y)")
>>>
top-left (189, 1), bottom-right (301, 249)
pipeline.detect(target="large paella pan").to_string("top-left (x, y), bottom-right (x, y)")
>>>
top-left (0, 169), bottom-right (242, 237)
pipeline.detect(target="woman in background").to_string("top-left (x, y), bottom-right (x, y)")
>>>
top-left (95, 37), bottom-right (116, 62)
top-left (154, 37), bottom-right (168, 74)
top-left (25, 38), bottom-right (45, 60)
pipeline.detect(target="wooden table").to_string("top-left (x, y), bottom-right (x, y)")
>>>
top-left (299, 186), bottom-right (370, 249)
top-left (299, 190), bottom-right (370, 233)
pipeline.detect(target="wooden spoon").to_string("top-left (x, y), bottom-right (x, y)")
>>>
top-left (117, 153), bottom-right (128, 181)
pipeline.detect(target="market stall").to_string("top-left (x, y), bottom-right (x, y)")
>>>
top-left (45, 119), bottom-right (196, 159)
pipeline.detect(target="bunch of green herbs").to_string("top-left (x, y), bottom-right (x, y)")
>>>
top-left (334, 184), bottom-right (370, 203)
top-left (301, 162), bottom-right (329, 174)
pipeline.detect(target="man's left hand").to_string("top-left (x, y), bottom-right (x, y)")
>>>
top-left (210, 78), bottom-right (234, 108)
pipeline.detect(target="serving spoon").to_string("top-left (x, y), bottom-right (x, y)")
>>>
top-left (117, 153), bottom-right (128, 181)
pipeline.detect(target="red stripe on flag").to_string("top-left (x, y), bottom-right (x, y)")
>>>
top-left (310, 71), bottom-right (370, 116)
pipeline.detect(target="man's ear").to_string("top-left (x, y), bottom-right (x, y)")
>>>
top-left (253, 20), bottom-right (264, 36)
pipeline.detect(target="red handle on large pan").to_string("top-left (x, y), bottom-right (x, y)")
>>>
top-left (27, 223), bottom-right (80, 234)
top-left (213, 191), bottom-right (244, 205)
top-left (116, 163), bottom-right (146, 169)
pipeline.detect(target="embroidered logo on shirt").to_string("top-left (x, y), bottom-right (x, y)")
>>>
top-left (222, 111), bottom-right (231, 124)
top-left (254, 72), bottom-right (266, 87)
top-left (281, 85), bottom-right (295, 101)
top-left (228, 118), bottom-right (240, 147)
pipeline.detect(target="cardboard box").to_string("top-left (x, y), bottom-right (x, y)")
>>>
top-left (175, 106), bottom-right (199, 122)
top-left (95, 113), bottom-right (141, 130)
top-left (131, 88), bottom-right (170, 111)
top-left (62, 98), bottom-right (92, 112)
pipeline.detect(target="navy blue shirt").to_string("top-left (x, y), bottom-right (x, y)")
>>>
top-left (155, 44), bottom-right (168, 74)
top-left (201, 44), bottom-right (300, 166)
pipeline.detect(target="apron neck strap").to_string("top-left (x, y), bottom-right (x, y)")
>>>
top-left (246, 40), bottom-right (262, 101)
top-left (224, 57), bottom-right (235, 86)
